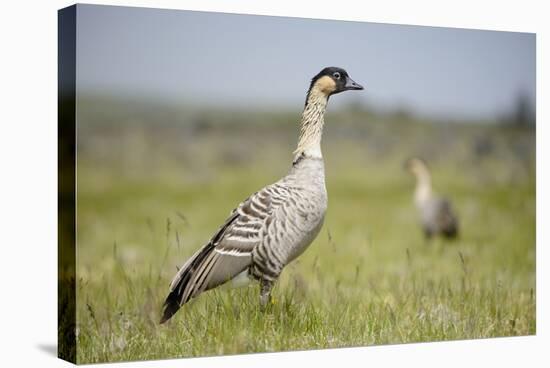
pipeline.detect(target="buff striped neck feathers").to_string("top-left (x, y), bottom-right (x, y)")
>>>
top-left (294, 67), bottom-right (364, 164)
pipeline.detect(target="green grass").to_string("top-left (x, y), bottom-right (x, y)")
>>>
top-left (73, 119), bottom-right (535, 364)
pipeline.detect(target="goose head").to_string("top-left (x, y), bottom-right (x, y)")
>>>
top-left (307, 67), bottom-right (363, 101)
top-left (404, 157), bottom-right (431, 178)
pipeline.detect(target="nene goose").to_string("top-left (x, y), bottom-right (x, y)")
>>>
top-left (160, 67), bottom-right (363, 323)
top-left (404, 158), bottom-right (459, 240)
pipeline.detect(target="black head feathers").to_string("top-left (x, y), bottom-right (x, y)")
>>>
top-left (305, 67), bottom-right (363, 105)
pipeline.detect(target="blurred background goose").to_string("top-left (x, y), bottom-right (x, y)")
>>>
top-left (160, 67), bottom-right (363, 323)
top-left (404, 157), bottom-right (459, 240)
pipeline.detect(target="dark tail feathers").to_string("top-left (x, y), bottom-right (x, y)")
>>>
top-left (159, 290), bottom-right (181, 324)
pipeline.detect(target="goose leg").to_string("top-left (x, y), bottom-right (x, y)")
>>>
top-left (259, 279), bottom-right (274, 308)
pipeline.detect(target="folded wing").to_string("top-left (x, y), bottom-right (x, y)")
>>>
top-left (160, 183), bottom-right (285, 323)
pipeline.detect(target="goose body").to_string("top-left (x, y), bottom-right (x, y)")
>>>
top-left (416, 195), bottom-right (458, 239)
top-left (160, 67), bottom-right (363, 323)
top-left (405, 158), bottom-right (459, 239)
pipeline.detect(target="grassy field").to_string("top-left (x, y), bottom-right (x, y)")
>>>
top-left (72, 105), bottom-right (535, 363)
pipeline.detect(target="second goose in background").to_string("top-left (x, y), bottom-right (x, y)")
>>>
top-left (404, 158), bottom-right (459, 240)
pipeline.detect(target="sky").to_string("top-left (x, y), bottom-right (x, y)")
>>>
top-left (76, 4), bottom-right (535, 120)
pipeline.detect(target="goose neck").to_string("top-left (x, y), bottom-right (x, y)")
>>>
top-left (294, 88), bottom-right (328, 163)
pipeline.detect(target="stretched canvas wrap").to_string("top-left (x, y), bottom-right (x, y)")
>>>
top-left (58, 4), bottom-right (536, 364)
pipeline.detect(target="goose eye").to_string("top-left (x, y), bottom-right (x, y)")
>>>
top-left (333, 72), bottom-right (341, 79)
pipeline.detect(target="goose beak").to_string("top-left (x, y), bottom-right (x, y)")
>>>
top-left (345, 77), bottom-right (364, 91)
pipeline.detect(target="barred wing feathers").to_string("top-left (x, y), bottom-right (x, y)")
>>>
top-left (160, 182), bottom-right (290, 323)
